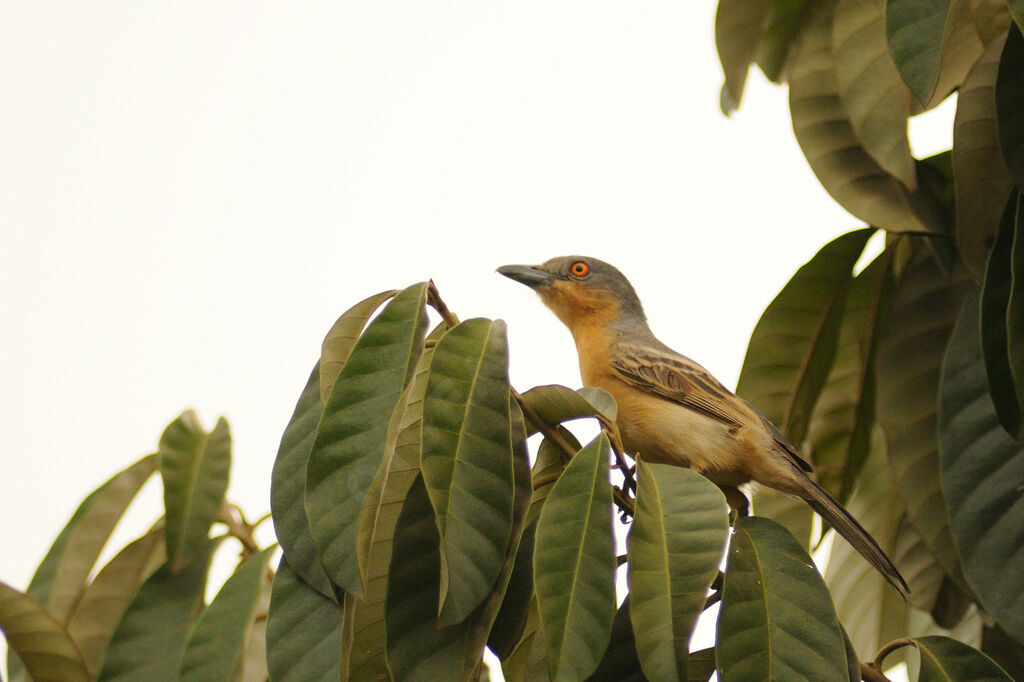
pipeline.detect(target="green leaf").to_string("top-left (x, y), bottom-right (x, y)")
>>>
top-left (305, 282), bottom-right (429, 598)
top-left (996, 22), bottom-right (1024, 187)
top-left (824, 433), bottom-right (909, 662)
top-left (886, 0), bottom-right (984, 108)
top-left (834, 0), bottom-right (917, 189)
top-left (179, 546), bottom-right (276, 682)
top-left (65, 528), bottom-right (166, 678)
top-left (755, 0), bottom-right (815, 82)
top-left (517, 384), bottom-right (617, 435)
top-left (912, 635), bottom-right (1013, 681)
top-left (790, 2), bottom-right (943, 233)
top-left (805, 249), bottom-right (895, 503)
top-left (320, 289), bottom-right (399, 404)
top-left (714, 0), bottom-right (771, 113)
top-left (981, 193), bottom-right (1024, 439)
top-left (982, 623), bottom-right (1024, 681)
top-left (345, 341), bottom-right (436, 681)
top-left (716, 516), bottom-right (848, 681)
top-left (500, 597), bottom-right (549, 682)
top-left (0, 581), bottom-right (89, 682)
top-left (22, 454), bottom-right (158, 621)
top-left (588, 596), bottom-right (645, 682)
top-left (270, 363), bottom-right (333, 599)
top-left (421, 318), bottom-right (515, 625)
top-left (875, 240), bottom-right (974, 601)
top-left (1012, 0), bottom-right (1024, 33)
top-left (97, 538), bottom-right (217, 682)
top-left (627, 462), bottom-right (729, 682)
top-left (160, 411), bottom-right (231, 573)
top-left (939, 286), bottom-right (1024, 643)
top-left (533, 434), bottom-right (616, 682)
top-left (237, 566), bottom-right (272, 682)
top-left (972, 0), bottom-right (1012, 45)
top-left (954, 32), bottom-right (1015, 281)
top-left (266, 557), bottom-right (341, 682)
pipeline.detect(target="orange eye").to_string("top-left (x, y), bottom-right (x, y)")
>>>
top-left (570, 261), bottom-right (590, 277)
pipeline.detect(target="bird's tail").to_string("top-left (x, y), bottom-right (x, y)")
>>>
top-left (800, 476), bottom-right (909, 598)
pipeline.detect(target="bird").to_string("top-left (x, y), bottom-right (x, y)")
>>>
top-left (498, 255), bottom-right (909, 597)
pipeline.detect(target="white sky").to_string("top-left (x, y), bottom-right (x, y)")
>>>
top-left (0, 1), bottom-right (951, 674)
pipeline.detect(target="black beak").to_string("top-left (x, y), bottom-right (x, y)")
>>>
top-left (497, 264), bottom-right (556, 288)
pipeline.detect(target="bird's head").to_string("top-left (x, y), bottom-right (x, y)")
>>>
top-left (497, 256), bottom-right (647, 335)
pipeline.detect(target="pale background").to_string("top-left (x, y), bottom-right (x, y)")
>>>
top-left (0, 0), bottom-right (951, 676)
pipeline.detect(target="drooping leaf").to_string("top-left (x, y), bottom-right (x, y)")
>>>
top-left (981, 193), bottom-right (1024, 439)
top-left (159, 411), bottom-right (231, 573)
top-left (500, 597), bottom-right (549, 682)
top-left (320, 289), bottom-right (399, 404)
top-left (805, 249), bottom-right (894, 503)
top-left (716, 516), bottom-right (848, 681)
top-left (420, 318), bottom-right (515, 625)
top-left (790, 2), bottom-right (943, 233)
top-left (834, 0), bottom-right (917, 189)
top-left (97, 539), bottom-right (217, 682)
top-left (270, 363), bottom-right (333, 599)
top-left (996, 23), bottom-right (1024, 186)
top-left (305, 282), bottom-right (429, 598)
top-left (65, 528), bottom-right (166, 678)
top-left (0, 581), bottom-right (89, 682)
top-left (1008, 195), bottom-right (1024, 436)
top-left (939, 286), bottom-right (1024, 643)
top-left (954, 32), bottom-right (1015, 281)
top-left (627, 462), bottom-right (729, 682)
top-left (237, 566), bottom-right (272, 682)
top-left (178, 547), bottom-right (276, 682)
top-left (588, 596), bottom-right (645, 682)
top-left (912, 635), bottom-right (1013, 680)
top-left (886, 0), bottom-right (985, 108)
top-left (824, 433), bottom-right (910, 661)
top-left (755, 0), bottom-right (816, 82)
top-left (346, 341), bottom-right (436, 681)
top-left (266, 557), bottom-right (341, 682)
top-left (715, 0), bottom-right (771, 112)
top-left (533, 434), bottom-right (616, 682)
top-left (875, 240), bottom-right (974, 599)
top-left (517, 384), bottom-right (617, 436)
top-left (982, 623), bottom-right (1024, 681)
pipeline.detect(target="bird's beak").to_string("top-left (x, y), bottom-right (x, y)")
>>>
top-left (497, 264), bottom-right (556, 289)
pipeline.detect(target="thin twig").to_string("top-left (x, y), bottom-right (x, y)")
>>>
top-left (873, 638), bottom-right (913, 670)
top-left (512, 389), bottom-right (577, 464)
top-left (427, 280), bottom-right (460, 327)
top-left (218, 501), bottom-right (261, 558)
top-left (595, 415), bottom-right (636, 493)
top-left (859, 662), bottom-right (894, 682)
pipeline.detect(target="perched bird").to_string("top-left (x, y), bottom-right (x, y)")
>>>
top-left (498, 255), bottom-right (908, 597)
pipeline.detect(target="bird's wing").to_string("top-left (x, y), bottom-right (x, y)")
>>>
top-left (610, 345), bottom-right (815, 473)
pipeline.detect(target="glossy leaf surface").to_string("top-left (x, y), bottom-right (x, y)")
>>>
top-left (319, 289), bottom-right (398, 404)
top-left (517, 384), bottom-right (617, 435)
top-left (913, 635), bottom-right (1012, 680)
top-left (305, 282), bottom-right (429, 597)
top-left (533, 434), bottom-right (616, 682)
top-left (0, 581), bottom-right (89, 682)
top-left (159, 411), bottom-right (231, 573)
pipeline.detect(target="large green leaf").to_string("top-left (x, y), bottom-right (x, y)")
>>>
top-left (305, 282), bottom-right (429, 598)
top-left (939, 286), bottom-right (1024, 642)
top-left (179, 547), bottom-right (276, 682)
top-left (716, 516), bottom-right (848, 681)
top-left (886, 0), bottom-right (984, 108)
top-left (981, 193), bottom-right (1024, 439)
top-left (269, 363), bottom-right (333, 599)
top-left (266, 557), bottom-right (341, 682)
top-left (824, 434), bottom-right (909, 662)
top-left (805, 250), bottom-right (894, 503)
top-left (996, 23), bottom-right (1024, 186)
top-left (790, 2), bottom-right (943, 233)
top-left (954, 32), bottom-right (1015, 282)
top-left (65, 528), bottom-right (166, 678)
top-left (346, 341), bottom-right (436, 681)
top-left (533, 434), bottom-right (616, 682)
top-left (517, 384), bottom-right (617, 436)
top-left (834, 0), bottom-right (917, 189)
top-left (982, 623), bottom-right (1024, 681)
top-left (420, 318), bottom-right (515, 626)
top-left (320, 289), bottom-right (398, 404)
top-left (755, 0), bottom-right (816, 82)
top-left (875, 240), bottom-right (974, 600)
top-left (500, 597), bottom-right (549, 682)
top-left (0, 581), bottom-right (89, 682)
top-left (912, 635), bottom-right (1013, 680)
top-left (627, 462), bottom-right (729, 682)
top-left (97, 538), bottom-right (217, 682)
top-left (715, 0), bottom-right (771, 112)
top-left (160, 411), bottom-right (231, 573)
top-left (588, 597), bottom-right (645, 682)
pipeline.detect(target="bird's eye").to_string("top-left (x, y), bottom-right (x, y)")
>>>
top-left (570, 261), bottom-right (590, 278)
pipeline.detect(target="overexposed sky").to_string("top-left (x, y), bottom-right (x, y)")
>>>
top-left (0, 1), bottom-right (951, 672)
